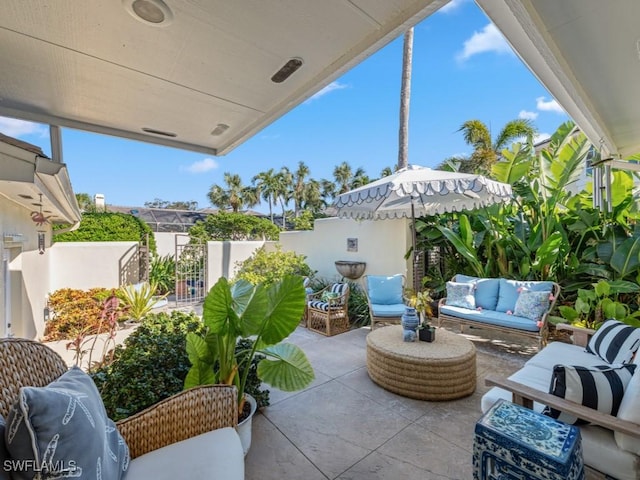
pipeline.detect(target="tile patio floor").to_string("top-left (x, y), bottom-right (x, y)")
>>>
top-left (245, 324), bottom-right (539, 480)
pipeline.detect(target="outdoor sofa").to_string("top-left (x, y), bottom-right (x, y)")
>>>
top-left (0, 338), bottom-right (244, 480)
top-left (438, 274), bottom-right (560, 348)
top-left (482, 321), bottom-right (640, 480)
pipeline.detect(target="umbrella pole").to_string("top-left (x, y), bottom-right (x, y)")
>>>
top-left (411, 200), bottom-right (419, 292)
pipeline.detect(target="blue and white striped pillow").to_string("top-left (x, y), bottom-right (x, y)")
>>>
top-left (544, 363), bottom-right (637, 425)
top-left (586, 319), bottom-right (640, 364)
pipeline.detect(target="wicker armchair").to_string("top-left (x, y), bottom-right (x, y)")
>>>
top-left (306, 283), bottom-right (350, 336)
top-left (0, 338), bottom-right (238, 460)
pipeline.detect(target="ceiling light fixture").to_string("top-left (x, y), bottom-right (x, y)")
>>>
top-left (123, 0), bottom-right (173, 26)
top-left (271, 58), bottom-right (303, 83)
top-left (211, 124), bottom-right (230, 136)
top-left (142, 127), bottom-right (177, 137)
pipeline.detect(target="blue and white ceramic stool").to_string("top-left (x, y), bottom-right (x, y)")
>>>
top-left (473, 399), bottom-right (584, 480)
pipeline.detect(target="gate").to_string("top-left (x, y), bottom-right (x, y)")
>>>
top-left (175, 236), bottom-right (207, 305)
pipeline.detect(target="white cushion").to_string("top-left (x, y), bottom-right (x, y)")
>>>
top-left (581, 425), bottom-right (639, 480)
top-left (525, 341), bottom-right (603, 370)
top-left (615, 368), bottom-right (640, 455)
top-left (127, 427), bottom-right (244, 480)
top-left (481, 364), bottom-right (551, 414)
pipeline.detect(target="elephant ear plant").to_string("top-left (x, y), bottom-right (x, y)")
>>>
top-left (184, 275), bottom-right (315, 416)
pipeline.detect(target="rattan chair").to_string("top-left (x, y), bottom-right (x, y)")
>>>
top-left (0, 338), bottom-right (237, 460)
top-left (364, 274), bottom-right (406, 330)
top-left (306, 283), bottom-right (350, 336)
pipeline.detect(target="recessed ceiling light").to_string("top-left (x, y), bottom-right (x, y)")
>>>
top-left (271, 58), bottom-right (303, 83)
top-left (142, 127), bottom-right (177, 137)
top-left (123, 0), bottom-right (173, 26)
top-left (211, 124), bottom-right (230, 136)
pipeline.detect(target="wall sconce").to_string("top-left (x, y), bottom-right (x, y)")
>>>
top-left (38, 231), bottom-right (46, 255)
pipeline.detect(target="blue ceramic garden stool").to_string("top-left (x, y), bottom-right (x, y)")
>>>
top-left (473, 399), bottom-right (584, 480)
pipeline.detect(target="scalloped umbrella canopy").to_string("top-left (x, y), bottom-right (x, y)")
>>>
top-left (333, 165), bottom-right (512, 220)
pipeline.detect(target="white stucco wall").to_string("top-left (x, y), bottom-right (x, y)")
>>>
top-left (49, 242), bottom-right (139, 291)
top-left (154, 232), bottom-right (191, 257)
top-left (206, 240), bottom-right (265, 283)
top-left (278, 217), bottom-right (411, 283)
top-left (0, 198), bottom-right (53, 339)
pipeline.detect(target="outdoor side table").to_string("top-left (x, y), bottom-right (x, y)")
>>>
top-left (473, 399), bottom-right (584, 480)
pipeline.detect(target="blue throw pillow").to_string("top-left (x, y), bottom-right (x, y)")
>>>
top-left (456, 275), bottom-right (500, 311)
top-left (495, 279), bottom-right (555, 313)
top-left (445, 281), bottom-right (476, 309)
top-left (514, 290), bottom-right (551, 322)
top-left (367, 275), bottom-right (403, 305)
top-left (5, 367), bottom-right (129, 479)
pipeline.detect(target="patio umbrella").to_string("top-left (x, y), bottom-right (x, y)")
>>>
top-left (333, 164), bottom-right (513, 288)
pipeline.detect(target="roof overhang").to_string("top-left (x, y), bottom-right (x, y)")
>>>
top-left (0, 137), bottom-right (82, 225)
top-left (0, 0), bottom-right (449, 156)
top-left (475, 0), bottom-right (640, 159)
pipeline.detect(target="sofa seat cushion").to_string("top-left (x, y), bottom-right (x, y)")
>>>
top-left (615, 367), bottom-right (640, 455)
top-left (439, 305), bottom-right (539, 332)
top-left (581, 424), bottom-right (639, 480)
top-left (495, 279), bottom-right (555, 313)
top-left (455, 275), bottom-right (500, 310)
top-left (371, 303), bottom-right (406, 317)
top-left (127, 427), bottom-right (244, 480)
top-left (525, 341), bottom-right (603, 370)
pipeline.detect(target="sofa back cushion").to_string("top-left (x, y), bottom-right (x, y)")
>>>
top-left (445, 282), bottom-right (476, 309)
top-left (495, 279), bottom-right (554, 313)
top-left (615, 367), bottom-right (640, 455)
top-left (586, 319), bottom-right (640, 364)
top-left (455, 275), bottom-right (500, 310)
top-left (366, 275), bottom-right (403, 305)
top-left (544, 363), bottom-right (636, 425)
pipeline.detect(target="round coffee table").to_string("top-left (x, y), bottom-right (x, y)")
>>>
top-left (366, 325), bottom-right (476, 400)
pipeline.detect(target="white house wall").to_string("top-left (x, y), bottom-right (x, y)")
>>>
top-left (0, 196), bottom-right (53, 339)
top-left (206, 240), bottom-right (265, 284)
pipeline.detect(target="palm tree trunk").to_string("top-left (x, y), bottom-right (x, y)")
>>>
top-left (397, 27), bottom-right (413, 170)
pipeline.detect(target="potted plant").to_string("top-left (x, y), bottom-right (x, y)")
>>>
top-left (406, 288), bottom-right (436, 342)
top-left (183, 275), bottom-right (315, 454)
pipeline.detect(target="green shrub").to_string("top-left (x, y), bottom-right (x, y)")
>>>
top-left (235, 245), bottom-right (314, 286)
top-left (189, 211), bottom-right (280, 241)
top-left (44, 288), bottom-right (123, 341)
top-left (150, 254), bottom-right (176, 294)
top-left (54, 212), bottom-right (157, 254)
top-left (91, 311), bottom-right (202, 421)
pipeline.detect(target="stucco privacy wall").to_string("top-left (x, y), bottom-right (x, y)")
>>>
top-left (49, 242), bottom-right (139, 291)
top-left (0, 198), bottom-right (52, 339)
top-left (278, 217), bottom-right (411, 283)
top-left (206, 240), bottom-right (266, 283)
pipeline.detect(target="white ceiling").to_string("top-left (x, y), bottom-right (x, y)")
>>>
top-left (0, 0), bottom-right (448, 156)
top-left (476, 0), bottom-right (640, 159)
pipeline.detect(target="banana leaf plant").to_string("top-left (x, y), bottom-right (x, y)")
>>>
top-left (184, 275), bottom-right (315, 415)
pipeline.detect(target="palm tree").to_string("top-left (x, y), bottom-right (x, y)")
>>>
top-left (275, 167), bottom-right (293, 227)
top-left (302, 179), bottom-right (323, 214)
top-left (320, 179), bottom-right (336, 207)
top-left (333, 162), bottom-right (353, 194)
top-left (380, 166), bottom-right (394, 177)
top-left (458, 119), bottom-right (537, 174)
top-left (397, 27), bottom-right (414, 170)
top-left (252, 168), bottom-right (279, 223)
top-left (208, 172), bottom-right (257, 212)
top-left (292, 162), bottom-right (311, 218)
top-left (350, 167), bottom-right (370, 189)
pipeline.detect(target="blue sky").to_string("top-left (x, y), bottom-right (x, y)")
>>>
top-left (1, 0), bottom-right (568, 213)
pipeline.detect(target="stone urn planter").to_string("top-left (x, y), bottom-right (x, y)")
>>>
top-left (334, 260), bottom-right (366, 280)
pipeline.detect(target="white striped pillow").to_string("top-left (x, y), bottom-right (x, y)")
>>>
top-left (585, 319), bottom-right (640, 364)
top-left (544, 364), bottom-right (637, 425)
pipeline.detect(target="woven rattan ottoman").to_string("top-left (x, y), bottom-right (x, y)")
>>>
top-left (366, 325), bottom-right (476, 400)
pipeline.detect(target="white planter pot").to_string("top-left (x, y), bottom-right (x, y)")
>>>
top-left (236, 393), bottom-right (257, 456)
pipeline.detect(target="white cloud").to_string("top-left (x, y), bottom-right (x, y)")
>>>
top-left (456, 23), bottom-right (513, 62)
top-left (536, 96), bottom-right (565, 114)
top-left (518, 110), bottom-right (538, 120)
top-left (439, 0), bottom-right (468, 14)
top-left (305, 81), bottom-right (348, 103)
top-left (0, 116), bottom-right (47, 137)
top-left (182, 157), bottom-right (219, 174)
top-left (534, 133), bottom-right (551, 144)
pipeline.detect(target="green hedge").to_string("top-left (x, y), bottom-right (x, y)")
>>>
top-left (54, 212), bottom-right (156, 254)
